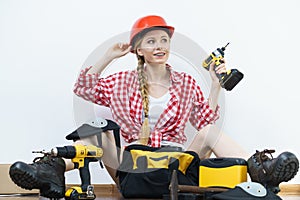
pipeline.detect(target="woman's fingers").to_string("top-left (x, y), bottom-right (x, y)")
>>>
top-left (215, 64), bottom-right (227, 74)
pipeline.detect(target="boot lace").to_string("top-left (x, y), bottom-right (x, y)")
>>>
top-left (257, 149), bottom-right (275, 174)
top-left (32, 155), bottom-right (54, 166)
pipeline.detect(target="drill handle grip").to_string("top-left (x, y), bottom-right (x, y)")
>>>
top-left (213, 60), bottom-right (227, 80)
top-left (79, 158), bottom-right (92, 192)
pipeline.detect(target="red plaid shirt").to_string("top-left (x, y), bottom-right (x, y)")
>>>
top-left (74, 65), bottom-right (219, 147)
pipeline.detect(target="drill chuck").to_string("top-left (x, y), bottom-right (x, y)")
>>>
top-left (51, 146), bottom-right (76, 158)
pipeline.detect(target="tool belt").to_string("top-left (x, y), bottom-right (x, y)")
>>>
top-left (117, 144), bottom-right (200, 198)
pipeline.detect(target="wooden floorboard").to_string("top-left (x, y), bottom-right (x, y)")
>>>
top-left (0, 184), bottom-right (299, 200)
top-left (0, 194), bottom-right (300, 200)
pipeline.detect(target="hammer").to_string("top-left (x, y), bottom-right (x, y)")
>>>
top-left (169, 170), bottom-right (228, 200)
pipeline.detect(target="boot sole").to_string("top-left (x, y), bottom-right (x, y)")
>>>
top-left (272, 152), bottom-right (299, 183)
top-left (265, 152), bottom-right (299, 194)
top-left (266, 152), bottom-right (299, 193)
top-left (9, 162), bottom-right (64, 199)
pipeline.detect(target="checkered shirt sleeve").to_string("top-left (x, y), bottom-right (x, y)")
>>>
top-left (73, 66), bottom-right (117, 106)
top-left (189, 83), bottom-right (220, 130)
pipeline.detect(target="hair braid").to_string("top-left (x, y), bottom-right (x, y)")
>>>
top-left (136, 55), bottom-right (150, 145)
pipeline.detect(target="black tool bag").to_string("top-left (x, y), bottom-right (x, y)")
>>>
top-left (117, 144), bottom-right (200, 199)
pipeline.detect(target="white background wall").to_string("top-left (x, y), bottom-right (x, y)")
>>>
top-left (1, 0), bottom-right (299, 184)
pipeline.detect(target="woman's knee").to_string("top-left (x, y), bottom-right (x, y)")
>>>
top-left (196, 124), bottom-right (222, 146)
top-left (72, 131), bottom-right (120, 170)
top-left (73, 135), bottom-right (98, 146)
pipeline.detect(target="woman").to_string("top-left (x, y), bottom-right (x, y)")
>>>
top-left (72, 14), bottom-right (248, 172)
top-left (9, 15), bottom-right (298, 199)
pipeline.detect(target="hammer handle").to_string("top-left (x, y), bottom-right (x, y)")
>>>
top-left (178, 185), bottom-right (228, 193)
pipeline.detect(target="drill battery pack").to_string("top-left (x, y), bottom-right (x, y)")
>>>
top-left (199, 158), bottom-right (247, 189)
top-left (221, 69), bottom-right (244, 91)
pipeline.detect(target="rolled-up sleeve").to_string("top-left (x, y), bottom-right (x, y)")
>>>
top-left (189, 84), bottom-right (220, 130)
top-left (73, 66), bottom-right (115, 107)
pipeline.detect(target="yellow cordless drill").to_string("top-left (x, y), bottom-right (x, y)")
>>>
top-left (32, 118), bottom-right (121, 199)
top-left (51, 144), bottom-right (103, 200)
top-left (202, 43), bottom-right (244, 91)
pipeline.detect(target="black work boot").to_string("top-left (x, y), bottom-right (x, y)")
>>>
top-left (9, 155), bottom-right (66, 199)
top-left (247, 149), bottom-right (299, 194)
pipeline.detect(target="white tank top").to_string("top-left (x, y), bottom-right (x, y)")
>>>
top-left (135, 92), bottom-right (184, 149)
top-left (148, 92), bottom-right (171, 130)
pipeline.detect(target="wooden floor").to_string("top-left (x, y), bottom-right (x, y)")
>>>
top-left (1, 195), bottom-right (300, 200)
top-left (0, 191), bottom-right (299, 200)
top-left (1, 184), bottom-right (300, 200)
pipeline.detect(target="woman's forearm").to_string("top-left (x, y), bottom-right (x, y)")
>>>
top-left (208, 82), bottom-right (221, 111)
top-left (87, 53), bottom-right (114, 75)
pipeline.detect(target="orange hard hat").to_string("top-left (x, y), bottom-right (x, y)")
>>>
top-left (130, 15), bottom-right (175, 47)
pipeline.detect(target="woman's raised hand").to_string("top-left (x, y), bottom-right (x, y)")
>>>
top-left (106, 43), bottom-right (132, 60)
top-left (209, 59), bottom-right (227, 86)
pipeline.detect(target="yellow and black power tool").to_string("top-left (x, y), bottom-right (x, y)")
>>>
top-left (50, 144), bottom-right (103, 200)
top-left (202, 43), bottom-right (244, 91)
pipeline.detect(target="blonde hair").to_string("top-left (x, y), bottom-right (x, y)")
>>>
top-left (134, 39), bottom-right (150, 145)
top-left (133, 27), bottom-right (171, 145)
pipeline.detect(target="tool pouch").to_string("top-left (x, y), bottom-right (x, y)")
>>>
top-left (117, 144), bottom-right (200, 198)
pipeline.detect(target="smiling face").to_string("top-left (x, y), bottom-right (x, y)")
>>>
top-left (136, 29), bottom-right (171, 65)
